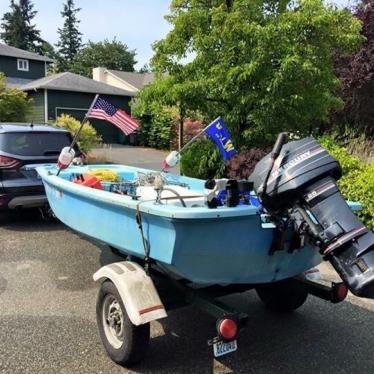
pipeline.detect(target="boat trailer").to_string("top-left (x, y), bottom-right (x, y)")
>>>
top-left (93, 256), bottom-right (348, 366)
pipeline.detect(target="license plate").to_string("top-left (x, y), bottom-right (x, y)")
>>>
top-left (213, 339), bottom-right (237, 357)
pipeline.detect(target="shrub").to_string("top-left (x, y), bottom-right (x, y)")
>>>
top-left (333, 0), bottom-right (374, 137)
top-left (320, 136), bottom-right (374, 230)
top-left (181, 141), bottom-right (269, 180)
top-left (170, 118), bottom-right (204, 150)
top-left (227, 147), bottom-right (270, 180)
top-left (345, 134), bottom-right (374, 163)
top-left (180, 139), bottom-right (226, 179)
top-left (0, 73), bottom-right (32, 121)
top-left (55, 114), bottom-right (102, 153)
top-left (319, 136), bottom-right (361, 174)
top-left (339, 164), bottom-right (374, 230)
top-left (133, 102), bottom-right (175, 150)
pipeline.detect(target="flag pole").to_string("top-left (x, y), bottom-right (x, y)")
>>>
top-left (178, 116), bottom-right (220, 154)
top-left (56, 94), bottom-right (99, 176)
top-left (68, 94), bottom-right (99, 152)
top-left (161, 116), bottom-right (220, 172)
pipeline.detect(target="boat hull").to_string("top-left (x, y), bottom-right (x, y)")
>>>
top-left (38, 165), bottom-right (323, 284)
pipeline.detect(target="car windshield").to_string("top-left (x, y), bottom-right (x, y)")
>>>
top-left (0, 132), bottom-right (75, 157)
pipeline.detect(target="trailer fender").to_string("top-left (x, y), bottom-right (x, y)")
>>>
top-left (93, 261), bottom-right (167, 326)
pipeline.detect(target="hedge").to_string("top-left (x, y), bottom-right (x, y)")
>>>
top-left (319, 137), bottom-right (374, 230)
top-left (180, 139), bottom-right (225, 179)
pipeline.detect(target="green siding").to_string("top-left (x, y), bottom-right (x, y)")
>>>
top-left (25, 91), bottom-right (45, 123)
top-left (46, 90), bottom-right (132, 144)
top-left (0, 55), bottom-right (46, 79)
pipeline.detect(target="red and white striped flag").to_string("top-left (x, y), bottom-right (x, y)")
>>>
top-left (86, 96), bottom-right (139, 135)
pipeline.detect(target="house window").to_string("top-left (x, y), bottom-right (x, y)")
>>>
top-left (17, 59), bottom-right (29, 71)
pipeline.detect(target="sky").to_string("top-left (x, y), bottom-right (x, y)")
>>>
top-left (0, 0), bottom-right (355, 70)
top-left (0, 0), bottom-right (172, 69)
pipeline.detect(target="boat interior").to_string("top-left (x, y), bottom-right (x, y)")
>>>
top-left (62, 166), bottom-right (261, 209)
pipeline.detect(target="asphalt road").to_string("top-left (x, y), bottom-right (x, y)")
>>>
top-left (0, 210), bottom-right (373, 374)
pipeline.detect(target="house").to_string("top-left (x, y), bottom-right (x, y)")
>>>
top-left (0, 44), bottom-right (139, 144)
top-left (20, 72), bottom-right (136, 143)
top-left (0, 43), bottom-right (53, 87)
top-left (93, 67), bottom-right (155, 94)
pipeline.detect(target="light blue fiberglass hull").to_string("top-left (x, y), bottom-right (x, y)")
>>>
top-left (37, 164), bottom-right (327, 284)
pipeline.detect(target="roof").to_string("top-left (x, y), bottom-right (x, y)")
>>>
top-left (20, 72), bottom-right (135, 96)
top-left (0, 123), bottom-right (68, 133)
top-left (5, 77), bottom-right (35, 88)
top-left (107, 70), bottom-right (155, 90)
top-left (0, 43), bottom-right (53, 62)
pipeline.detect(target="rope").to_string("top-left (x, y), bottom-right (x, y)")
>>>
top-left (136, 203), bottom-right (151, 273)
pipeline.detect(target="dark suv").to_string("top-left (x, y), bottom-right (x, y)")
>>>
top-left (0, 123), bottom-right (79, 211)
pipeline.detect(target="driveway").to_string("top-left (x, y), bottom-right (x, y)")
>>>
top-left (91, 145), bottom-right (179, 173)
top-left (0, 146), bottom-right (373, 373)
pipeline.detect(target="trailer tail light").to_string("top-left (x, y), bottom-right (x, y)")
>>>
top-left (331, 282), bottom-right (348, 303)
top-left (0, 155), bottom-right (21, 168)
top-left (217, 318), bottom-right (238, 341)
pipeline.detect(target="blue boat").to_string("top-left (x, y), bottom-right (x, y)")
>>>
top-left (36, 163), bottom-right (361, 285)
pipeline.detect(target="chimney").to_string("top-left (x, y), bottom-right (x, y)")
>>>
top-left (92, 67), bottom-right (107, 82)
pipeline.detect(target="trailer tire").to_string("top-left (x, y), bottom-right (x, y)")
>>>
top-left (96, 280), bottom-right (150, 366)
top-left (256, 278), bottom-right (308, 313)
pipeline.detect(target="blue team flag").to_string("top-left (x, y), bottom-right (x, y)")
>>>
top-left (204, 117), bottom-right (237, 161)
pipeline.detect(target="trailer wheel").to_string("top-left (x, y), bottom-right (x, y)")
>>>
top-left (96, 280), bottom-right (150, 366)
top-left (256, 278), bottom-right (308, 313)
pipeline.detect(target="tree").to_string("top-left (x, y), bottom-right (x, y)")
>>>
top-left (55, 0), bottom-right (82, 72)
top-left (40, 41), bottom-right (57, 60)
top-left (139, 63), bottom-right (151, 73)
top-left (334, 0), bottom-right (374, 137)
top-left (0, 73), bottom-right (32, 121)
top-left (70, 39), bottom-right (137, 78)
top-left (139, 0), bottom-right (362, 148)
top-left (0, 0), bottom-right (42, 53)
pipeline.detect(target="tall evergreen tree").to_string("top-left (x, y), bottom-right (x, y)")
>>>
top-left (55, 0), bottom-right (82, 72)
top-left (0, 0), bottom-right (42, 52)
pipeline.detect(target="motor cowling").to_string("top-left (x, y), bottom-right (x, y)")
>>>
top-left (250, 137), bottom-right (374, 298)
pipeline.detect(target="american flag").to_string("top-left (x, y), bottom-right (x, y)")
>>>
top-left (86, 96), bottom-right (139, 135)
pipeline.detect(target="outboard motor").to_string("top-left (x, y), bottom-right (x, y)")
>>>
top-left (250, 135), bottom-right (374, 298)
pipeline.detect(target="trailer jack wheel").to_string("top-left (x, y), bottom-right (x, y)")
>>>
top-left (256, 278), bottom-right (308, 313)
top-left (96, 280), bottom-right (150, 366)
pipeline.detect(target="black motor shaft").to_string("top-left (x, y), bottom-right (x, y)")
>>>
top-left (302, 177), bottom-right (374, 298)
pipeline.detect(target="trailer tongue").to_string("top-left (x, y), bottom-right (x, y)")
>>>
top-left (250, 135), bottom-right (374, 298)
